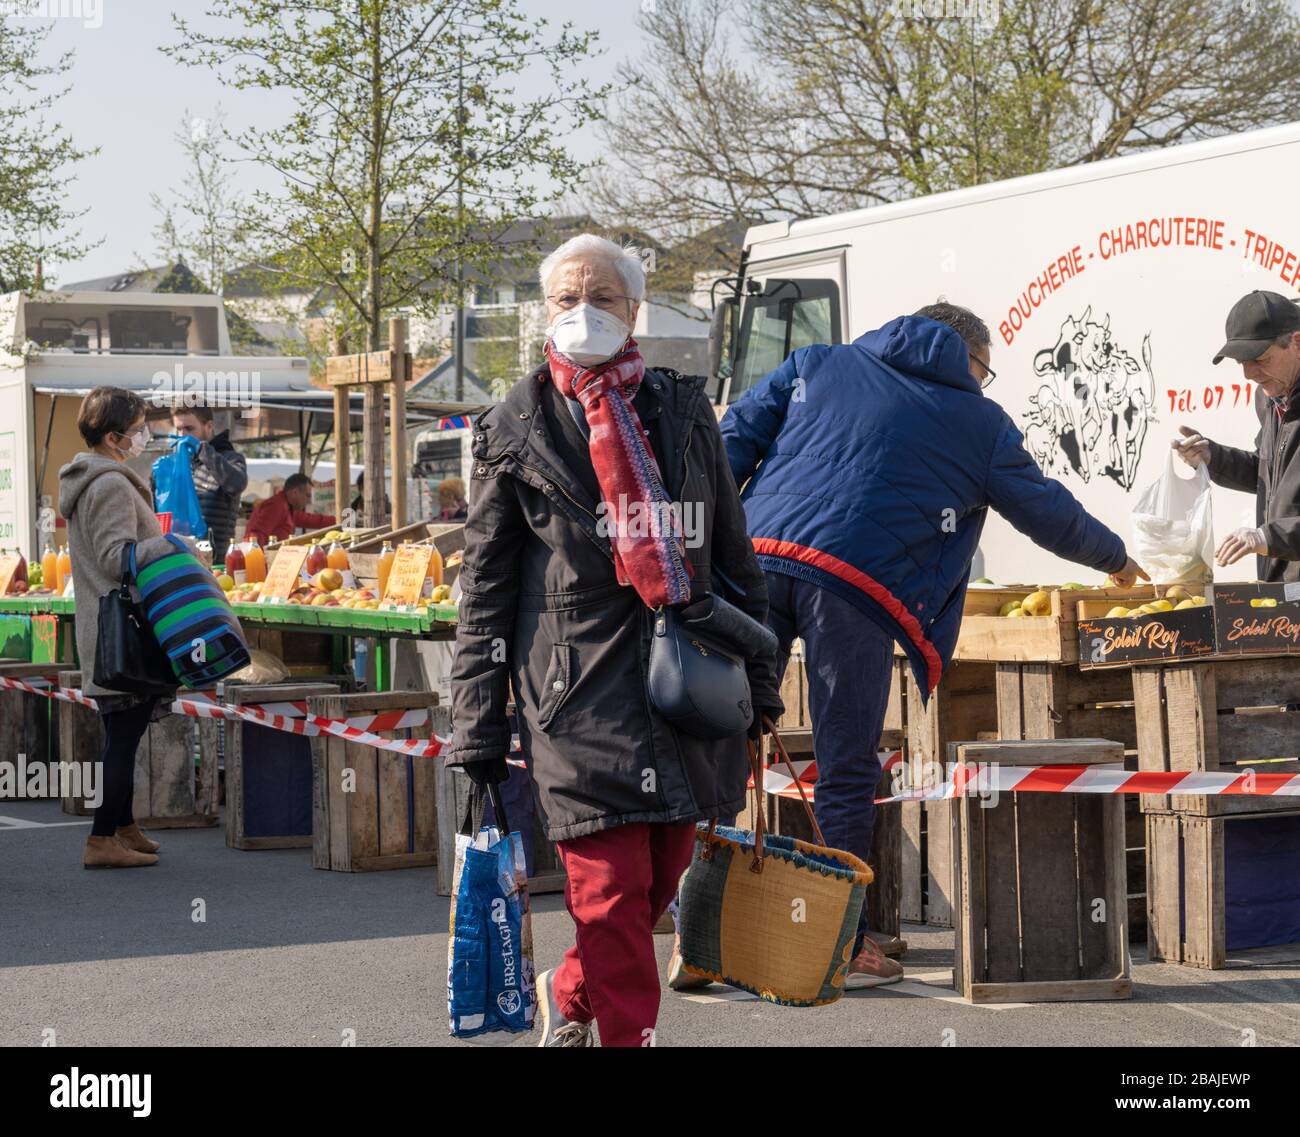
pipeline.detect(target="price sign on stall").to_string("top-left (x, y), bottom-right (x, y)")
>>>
top-left (258, 544), bottom-right (310, 603)
top-left (0, 553), bottom-right (19, 595)
top-left (381, 544), bottom-right (432, 608)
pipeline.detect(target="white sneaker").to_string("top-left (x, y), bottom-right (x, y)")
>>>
top-left (536, 968), bottom-right (595, 1047)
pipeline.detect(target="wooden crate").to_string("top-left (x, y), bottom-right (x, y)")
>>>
top-left (955, 585), bottom-right (1179, 663)
top-left (951, 739), bottom-right (1131, 1003)
top-left (905, 659), bottom-right (999, 927)
top-left (223, 680), bottom-right (342, 849)
top-left (1132, 655), bottom-right (1300, 817)
top-left (1147, 809), bottom-right (1300, 968)
top-left (348, 522), bottom-right (466, 589)
top-left (434, 757), bottom-right (567, 896)
top-left (994, 659), bottom-right (1146, 940)
top-left (310, 691), bottom-right (443, 872)
top-left (58, 670), bottom-right (103, 816)
top-left (54, 670), bottom-right (217, 826)
top-left (0, 663), bottom-right (61, 799)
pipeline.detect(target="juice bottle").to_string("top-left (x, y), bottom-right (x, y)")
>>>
top-left (244, 539), bottom-right (266, 584)
top-left (423, 545), bottom-right (444, 596)
top-left (56, 546), bottom-right (71, 595)
top-left (327, 540), bottom-right (350, 571)
top-left (377, 540), bottom-right (395, 599)
top-left (41, 543), bottom-right (57, 590)
top-left (225, 543), bottom-right (247, 585)
top-left (305, 542), bottom-right (328, 576)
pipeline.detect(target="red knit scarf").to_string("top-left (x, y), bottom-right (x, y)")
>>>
top-left (545, 337), bottom-right (692, 608)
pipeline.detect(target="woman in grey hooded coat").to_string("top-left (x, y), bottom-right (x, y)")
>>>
top-left (59, 387), bottom-right (176, 869)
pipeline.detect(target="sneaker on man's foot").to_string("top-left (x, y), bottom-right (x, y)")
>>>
top-left (844, 937), bottom-right (904, 989)
top-left (536, 968), bottom-right (595, 1047)
top-left (666, 936), bottom-right (711, 991)
top-left (865, 930), bottom-right (908, 958)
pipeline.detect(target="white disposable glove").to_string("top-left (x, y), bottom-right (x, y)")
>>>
top-left (1172, 426), bottom-right (1210, 468)
top-left (1216, 527), bottom-right (1267, 567)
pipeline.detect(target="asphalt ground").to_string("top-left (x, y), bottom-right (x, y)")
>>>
top-left (2, 796), bottom-right (1299, 1049)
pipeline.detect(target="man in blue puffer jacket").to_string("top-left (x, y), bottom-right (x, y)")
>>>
top-left (721, 302), bottom-right (1146, 987)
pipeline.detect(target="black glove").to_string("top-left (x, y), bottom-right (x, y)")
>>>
top-left (463, 755), bottom-right (509, 787)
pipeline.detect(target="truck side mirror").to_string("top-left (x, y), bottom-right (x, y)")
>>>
top-left (708, 297), bottom-right (737, 402)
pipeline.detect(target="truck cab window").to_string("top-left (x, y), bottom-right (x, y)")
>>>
top-left (728, 277), bottom-right (841, 403)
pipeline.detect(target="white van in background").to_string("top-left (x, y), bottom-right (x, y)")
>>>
top-left (709, 122), bottom-right (1300, 585)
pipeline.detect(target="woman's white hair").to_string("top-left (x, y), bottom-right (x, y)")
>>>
top-left (538, 234), bottom-right (647, 302)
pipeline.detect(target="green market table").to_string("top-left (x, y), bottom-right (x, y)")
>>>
top-left (0, 595), bottom-right (75, 662)
top-left (0, 595), bottom-right (457, 692)
top-left (229, 600), bottom-right (457, 691)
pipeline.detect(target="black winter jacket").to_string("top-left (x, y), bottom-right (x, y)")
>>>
top-left (193, 431), bottom-right (247, 565)
top-left (448, 365), bottom-right (782, 841)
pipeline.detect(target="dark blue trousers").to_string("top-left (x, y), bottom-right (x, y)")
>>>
top-left (765, 571), bottom-right (895, 946)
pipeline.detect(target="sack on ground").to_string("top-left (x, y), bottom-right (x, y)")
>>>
top-left (447, 822), bottom-right (536, 1041)
top-left (1130, 454), bottom-right (1215, 584)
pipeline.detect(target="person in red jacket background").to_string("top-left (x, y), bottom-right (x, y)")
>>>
top-left (245, 472), bottom-right (336, 545)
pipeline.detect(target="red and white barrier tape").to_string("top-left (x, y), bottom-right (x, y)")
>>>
top-left (0, 676), bottom-right (443, 758)
top-left (756, 752), bottom-right (1300, 804)
top-left (2, 678), bottom-right (429, 734)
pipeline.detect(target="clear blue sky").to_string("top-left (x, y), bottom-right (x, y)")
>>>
top-left (27, 0), bottom-right (645, 283)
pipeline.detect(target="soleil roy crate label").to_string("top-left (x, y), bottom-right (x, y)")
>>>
top-left (1212, 583), bottom-right (1300, 654)
top-left (1078, 607), bottom-right (1216, 664)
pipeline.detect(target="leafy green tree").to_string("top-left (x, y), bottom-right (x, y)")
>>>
top-left (0, 17), bottom-right (96, 290)
top-left (167, 0), bottom-right (605, 352)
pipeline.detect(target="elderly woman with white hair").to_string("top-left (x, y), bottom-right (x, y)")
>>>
top-left (447, 234), bottom-right (783, 1046)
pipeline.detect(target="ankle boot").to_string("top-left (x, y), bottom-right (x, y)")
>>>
top-left (115, 823), bottom-right (161, 854)
top-left (84, 835), bottom-right (159, 869)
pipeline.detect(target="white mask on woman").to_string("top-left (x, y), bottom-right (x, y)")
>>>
top-left (546, 304), bottom-right (630, 366)
top-left (114, 426), bottom-right (150, 459)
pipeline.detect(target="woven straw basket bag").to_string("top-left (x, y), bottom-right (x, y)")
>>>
top-left (677, 722), bottom-right (873, 1006)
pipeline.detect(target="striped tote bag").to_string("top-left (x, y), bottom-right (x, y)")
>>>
top-left (132, 536), bottom-right (250, 687)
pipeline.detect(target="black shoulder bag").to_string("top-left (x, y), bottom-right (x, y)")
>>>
top-left (93, 543), bottom-right (177, 696)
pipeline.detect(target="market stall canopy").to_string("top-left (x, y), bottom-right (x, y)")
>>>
top-left (30, 384), bottom-right (491, 440)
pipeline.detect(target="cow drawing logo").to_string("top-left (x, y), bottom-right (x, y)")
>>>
top-left (1023, 308), bottom-right (1156, 491)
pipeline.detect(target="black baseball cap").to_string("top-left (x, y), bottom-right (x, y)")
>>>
top-left (1213, 290), bottom-right (1300, 364)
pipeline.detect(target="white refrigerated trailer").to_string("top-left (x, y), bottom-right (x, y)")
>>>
top-left (713, 122), bottom-right (1300, 584)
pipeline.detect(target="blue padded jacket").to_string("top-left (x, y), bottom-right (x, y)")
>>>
top-left (721, 316), bottom-right (1127, 698)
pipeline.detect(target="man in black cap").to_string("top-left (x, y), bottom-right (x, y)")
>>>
top-left (1174, 290), bottom-right (1300, 578)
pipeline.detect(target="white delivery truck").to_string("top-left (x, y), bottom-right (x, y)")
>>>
top-left (709, 122), bottom-right (1300, 585)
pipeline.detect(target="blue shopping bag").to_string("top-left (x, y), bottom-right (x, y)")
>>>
top-left (152, 436), bottom-right (208, 540)
top-left (447, 780), bottom-right (536, 1041)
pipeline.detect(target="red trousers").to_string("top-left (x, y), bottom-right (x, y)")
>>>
top-left (552, 821), bottom-right (698, 1047)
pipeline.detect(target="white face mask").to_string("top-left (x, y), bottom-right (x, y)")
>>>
top-left (114, 426), bottom-right (149, 459)
top-left (546, 304), bottom-right (630, 366)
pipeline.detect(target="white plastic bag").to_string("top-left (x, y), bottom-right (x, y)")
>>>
top-left (1130, 454), bottom-right (1215, 584)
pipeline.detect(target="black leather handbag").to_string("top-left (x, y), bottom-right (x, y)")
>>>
top-left (93, 544), bottom-right (177, 696)
top-left (648, 592), bottom-right (779, 740)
